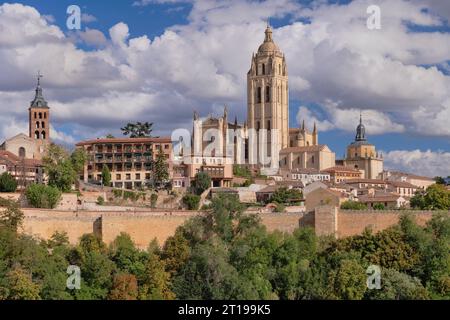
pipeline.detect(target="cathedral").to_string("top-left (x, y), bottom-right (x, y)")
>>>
top-left (184, 24), bottom-right (336, 180)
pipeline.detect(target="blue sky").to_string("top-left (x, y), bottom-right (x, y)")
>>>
top-left (0, 0), bottom-right (450, 176)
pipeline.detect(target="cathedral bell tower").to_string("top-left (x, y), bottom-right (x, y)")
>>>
top-left (29, 72), bottom-right (50, 142)
top-left (247, 23), bottom-right (288, 169)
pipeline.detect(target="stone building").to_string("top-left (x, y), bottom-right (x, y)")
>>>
top-left (76, 137), bottom-right (173, 189)
top-left (343, 115), bottom-right (383, 179)
top-left (0, 74), bottom-right (47, 187)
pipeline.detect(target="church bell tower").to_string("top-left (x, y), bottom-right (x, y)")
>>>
top-left (29, 72), bottom-right (50, 142)
top-left (247, 23), bottom-right (288, 169)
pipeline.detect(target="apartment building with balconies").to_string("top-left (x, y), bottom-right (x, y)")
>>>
top-left (76, 137), bottom-right (173, 190)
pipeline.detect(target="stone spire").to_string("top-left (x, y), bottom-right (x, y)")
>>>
top-left (31, 71), bottom-right (48, 108)
top-left (313, 122), bottom-right (317, 134)
top-left (355, 112), bottom-right (366, 141)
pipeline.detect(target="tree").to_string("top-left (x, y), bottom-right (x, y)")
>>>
top-left (411, 184), bottom-right (450, 210)
top-left (106, 134), bottom-right (115, 139)
top-left (139, 252), bottom-right (175, 300)
top-left (434, 176), bottom-right (445, 185)
top-left (43, 144), bottom-right (78, 192)
top-left (0, 172), bottom-right (17, 192)
top-left (0, 197), bottom-right (24, 231)
top-left (121, 122), bottom-right (153, 138)
top-left (101, 165), bottom-right (111, 187)
top-left (3, 266), bottom-right (41, 300)
top-left (161, 231), bottom-right (191, 276)
top-left (70, 148), bottom-right (87, 174)
top-left (193, 172), bottom-right (211, 195)
top-left (108, 273), bottom-right (138, 300)
top-left (182, 194), bottom-right (200, 210)
top-left (333, 259), bottom-right (367, 300)
top-left (25, 184), bottom-right (62, 209)
top-left (270, 187), bottom-right (303, 204)
top-left (153, 149), bottom-right (169, 189)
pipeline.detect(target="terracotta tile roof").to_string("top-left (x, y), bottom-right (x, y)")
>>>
top-left (346, 178), bottom-right (387, 184)
top-left (322, 166), bottom-right (361, 173)
top-left (0, 151), bottom-right (42, 167)
top-left (76, 137), bottom-right (172, 146)
top-left (387, 181), bottom-right (418, 188)
top-left (359, 192), bottom-right (402, 203)
top-left (280, 145), bottom-right (327, 153)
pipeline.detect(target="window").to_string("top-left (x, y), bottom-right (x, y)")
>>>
top-left (257, 87), bottom-right (262, 103)
top-left (265, 86), bottom-right (270, 102)
top-left (312, 156), bottom-right (315, 164)
top-left (165, 144), bottom-right (169, 149)
top-left (256, 121), bottom-right (260, 131)
top-left (39, 112), bottom-right (42, 119)
top-left (19, 147), bottom-right (26, 158)
top-left (116, 174), bottom-right (121, 180)
top-left (35, 131), bottom-right (40, 139)
top-left (135, 173), bottom-right (141, 180)
top-left (41, 122), bottom-right (45, 129)
top-left (34, 112), bottom-right (37, 118)
top-left (279, 64), bottom-right (281, 75)
top-left (262, 64), bottom-right (265, 75)
top-left (126, 174), bottom-right (131, 180)
top-left (267, 120), bottom-right (271, 131)
top-left (44, 112), bottom-right (47, 119)
top-left (41, 131), bottom-right (46, 139)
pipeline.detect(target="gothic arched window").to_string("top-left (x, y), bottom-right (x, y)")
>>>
top-left (39, 112), bottom-right (42, 119)
top-left (44, 112), bottom-right (47, 119)
top-left (19, 147), bottom-right (26, 158)
top-left (35, 131), bottom-right (40, 139)
top-left (36, 121), bottom-right (40, 129)
top-left (41, 131), bottom-right (46, 139)
top-left (257, 87), bottom-right (262, 103)
top-left (265, 86), bottom-right (270, 102)
top-left (41, 122), bottom-right (45, 128)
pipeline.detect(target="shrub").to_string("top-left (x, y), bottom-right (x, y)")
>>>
top-left (192, 172), bottom-right (211, 195)
top-left (0, 172), bottom-right (17, 192)
top-left (340, 200), bottom-right (368, 210)
top-left (150, 193), bottom-right (158, 208)
top-left (112, 189), bottom-right (123, 198)
top-left (25, 184), bottom-right (62, 209)
top-left (274, 203), bottom-right (285, 213)
top-left (182, 194), bottom-right (200, 210)
top-left (373, 203), bottom-right (385, 210)
top-left (97, 196), bottom-right (105, 205)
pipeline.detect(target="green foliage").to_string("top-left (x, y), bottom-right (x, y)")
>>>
top-left (101, 165), bottom-right (111, 187)
top-left (43, 144), bottom-right (81, 192)
top-left (25, 184), bottom-right (62, 209)
top-left (121, 122), bottom-right (153, 138)
top-left (269, 187), bottom-right (303, 205)
top-left (340, 200), bottom-right (368, 210)
top-left (70, 148), bottom-right (88, 173)
top-left (182, 194), bottom-right (200, 210)
top-left (0, 191), bottom-right (449, 300)
top-left (233, 165), bottom-right (252, 179)
top-left (0, 172), bottom-right (17, 192)
top-left (373, 203), bottom-right (385, 210)
top-left (96, 196), bottom-right (105, 205)
top-left (153, 150), bottom-right (169, 188)
top-left (411, 184), bottom-right (450, 210)
top-left (0, 198), bottom-right (24, 231)
top-left (193, 172), bottom-right (211, 195)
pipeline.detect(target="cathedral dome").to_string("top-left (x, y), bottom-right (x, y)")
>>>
top-left (258, 25), bottom-right (280, 53)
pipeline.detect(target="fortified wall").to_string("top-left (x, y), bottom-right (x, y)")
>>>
top-left (19, 207), bottom-right (448, 249)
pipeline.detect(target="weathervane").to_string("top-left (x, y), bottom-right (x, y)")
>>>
top-left (37, 70), bottom-right (43, 86)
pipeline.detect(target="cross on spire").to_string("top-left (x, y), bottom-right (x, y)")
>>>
top-left (37, 70), bottom-right (43, 86)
